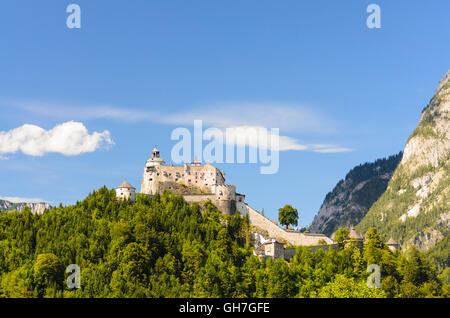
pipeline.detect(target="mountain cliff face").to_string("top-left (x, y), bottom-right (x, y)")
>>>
top-left (0, 199), bottom-right (51, 215)
top-left (356, 70), bottom-right (450, 259)
top-left (309, 153), bottom-right (402, 236)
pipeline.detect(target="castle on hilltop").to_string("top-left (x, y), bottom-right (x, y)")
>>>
top-left (115, 147), bottom-right (335, 258)
top-left (114, 147), bottom-right (403, 259)
top-left (140, 147), bottom-right (245, 215)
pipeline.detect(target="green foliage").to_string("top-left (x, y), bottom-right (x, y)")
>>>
top-left (316, 274), bottom-right (386, 298)
top-left (0, 188), bottom-right (447, 298)
top-left (438, 268), bottom-right (450, 285)
top-left (356, 159), bottom-right (450, 279)
top-left (426, 232), bottom-right (450, 271)
top-left (317, 239), bottom-right (328, 246)
top-left (278, 205), bottom-right (298, 228)
top-left (345, 152), bottom-right (402, 186)
top-left (334, 228), bottom-right (350, 250)
top-left (33, 254), bottom-right (64, 297)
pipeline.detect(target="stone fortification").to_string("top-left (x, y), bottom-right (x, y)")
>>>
top-left (139, 148), bottom-right (243, 215)
top-left (125, 147), bottom-right (335, 253)
top-left (141, 147), bottom-right (225, 196)
top-left (237, 201), bottom-right (334, 246)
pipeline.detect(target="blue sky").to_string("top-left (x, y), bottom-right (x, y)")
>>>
top-left (0, 1), bottom-right (449, 227)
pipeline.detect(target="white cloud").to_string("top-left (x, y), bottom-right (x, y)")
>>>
top-left (220, 127), bottom-right (352, 152)
top-left (223, 126), bottom-right (308, 151)
top-left (13, 100), bottom-right (334, 133)
top-left (161, 102), bottom-right (335, 134)
top-left (0, 121), bottom-right (113, 157)
top-left (16, 102), bottom-right (158, 122)
top-left (314, 148), bottom-right (353, 153)
top-left (0, 196), bottom-right (46, 203)
top-left (10, 100), bottom-right (352, 153)
top-left (312, 144), bottom-right (353, 153)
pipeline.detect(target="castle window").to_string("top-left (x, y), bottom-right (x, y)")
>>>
top-left (150, 178), bottom-right (153, 181)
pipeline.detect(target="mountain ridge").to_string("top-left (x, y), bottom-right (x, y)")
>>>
top-left (0, 199), bottom-right (51, 215)
top-left (356, 70), bottom-right (450, 265)
top-left (309, 152), bottom-right (402, 236)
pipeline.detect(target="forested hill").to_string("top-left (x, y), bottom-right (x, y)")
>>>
top-left (309, 152), bottom-right (402, 236)
top-left (0, 187), bottom-right (448, 298)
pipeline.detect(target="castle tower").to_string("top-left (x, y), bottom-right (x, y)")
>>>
top-left (214, 184), bottom-right (237, 215)
top-left (141, 147), bottom-right (165, 195)
top-left (116, 181), bottom-right (136, 202)
top-left (191, 155), bottom-right (201, 167)
top-left (348, 227), bottom-right (364, 249)
top-left (349, 228), bottom-right (363, 241)
top-left (146, 146), bottom-right (165, 167)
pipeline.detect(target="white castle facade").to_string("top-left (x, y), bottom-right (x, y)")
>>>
top-left (139, 147), bottom-right (244, 215)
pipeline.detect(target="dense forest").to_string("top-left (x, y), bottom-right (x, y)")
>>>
top-left (0, 187), bottom-right (448, 298)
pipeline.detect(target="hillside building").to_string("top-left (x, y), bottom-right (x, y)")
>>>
top-left (116, 181), bottom-right (136, 202)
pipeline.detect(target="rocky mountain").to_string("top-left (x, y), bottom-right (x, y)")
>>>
top-left (309, 153), bottom-right (402, 236)
top-left (356, 70), bottom-right (450, 265)
top-left (0, 199), bottom-right (51, 215)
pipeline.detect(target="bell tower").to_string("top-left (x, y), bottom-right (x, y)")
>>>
top-left (152, 146), bottom-right (160, 159)
top-left (146, 146), bottom-right (165, 167)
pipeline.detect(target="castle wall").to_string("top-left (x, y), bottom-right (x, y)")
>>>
top-left (284, 247), bottom-right (297, 260)
top-left (256, 244), bottom-right (338, 261)
top-left (308, 244), bottom-right (337, 253)
top-left (214, 199), bottom-right (236, 216)
top-left (141, 163), bottom-right (225, 195)
top-left (116, 188), bottom-right (136, 202)
top-left (182, 192), bottom-right (237, 215)
top-left (237, 202), bottom-right (334, 246)
top-left (182, 194), bottom-right (216, 203)
top-left (275, 244), bottom-right (337, 261)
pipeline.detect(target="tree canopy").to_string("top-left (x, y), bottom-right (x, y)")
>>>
top-left (278, 205), bottom-right (298, 228)
top-left (0, 188), bottom-right (447, 298)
